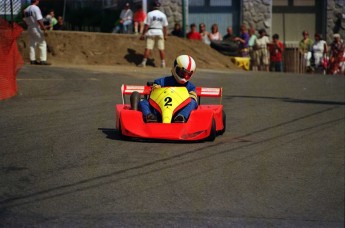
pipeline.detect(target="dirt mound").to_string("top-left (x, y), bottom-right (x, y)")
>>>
top-left (17, 31), bottom-right (238, 70)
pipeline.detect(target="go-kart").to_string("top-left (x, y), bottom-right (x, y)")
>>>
top-left (115, 84), bottom-right (226, 141)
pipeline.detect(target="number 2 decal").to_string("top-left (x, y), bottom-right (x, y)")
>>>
top-left (164, 97), bottom-right (172, 106)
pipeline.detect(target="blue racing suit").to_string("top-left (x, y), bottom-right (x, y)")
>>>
top-left (138, 75), bottom-right (198, 121)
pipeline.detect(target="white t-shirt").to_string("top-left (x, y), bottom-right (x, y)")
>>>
top-left (120, 9), bottom-right (133, 21)
top-left (23, 5), bottom-right (43, 29)
top-left (144, 10), bottom-right (168, 36)
top-left (312, 40), bottom-right (326, 55)
top-left (255, 36), bottom-right (270, 49)
top-left (209, 32), bottom-right (222, 41)
top-left (201, 33), bottom-right (211, 45)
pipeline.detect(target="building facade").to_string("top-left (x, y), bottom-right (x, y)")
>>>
top-left (157, 0), bottom-right (344, 43)
top-left (0, 0), bottom-right (27, 19)
top-left (3, 0), bottom-right (343, 43)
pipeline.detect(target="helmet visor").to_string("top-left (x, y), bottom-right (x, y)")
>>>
top-left (176, 66), bottom-right (193, 80)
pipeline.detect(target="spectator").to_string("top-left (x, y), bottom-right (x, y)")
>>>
top-left (138, 1), bottom-right (168, 68)
top-left (248, 27), bottom-right (257, 70)
top-left (133, 5), bottom-right (146, 35)
top-left (299, 30), bottom-right (313, 71)
top-left (53, 16), bottom-right (65, 30)
top-left (255, 29), bottom-right (270, 71)
top-left (171, 23), bottom-right (183, 37)
top-left (45, 9), bottom-right (57, 30)
top-left (234, 24), bottom-right (250, 57)
top-left (114, 3), bottom-right (133, 33)
top-left (23, 0), bottom-right (50, 65)
top-left (223, 26), bottom-right (235, 41)
top-left (187, 23), bottom-right (202, 41)
top-left (208, 23), bottom-right (222, 41)
top-left (311, 33), bottom-right (327, 72)
top-left (210, 27), bottom-right (239, 56)
top-left (199, 23), bottom-right (210, 45)
top-left (268, 33), bottom-right (284, 72)
top-left (328, 34), bottom-right (345, 75)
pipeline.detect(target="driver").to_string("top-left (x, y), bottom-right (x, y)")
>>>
top-left (138, 54), bottom-right (198, 123)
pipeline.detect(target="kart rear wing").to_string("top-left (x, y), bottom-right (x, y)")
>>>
top-left (121, 84), bottom-right (222, 104)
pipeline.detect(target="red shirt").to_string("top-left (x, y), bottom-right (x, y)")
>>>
top-left (187, 32), bottom-right (202, 41)
top-left (269, 41), bottom-right (284, 62)
top-left (134, 10), bottom-right (146, 22)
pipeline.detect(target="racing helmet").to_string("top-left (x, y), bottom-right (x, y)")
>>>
top-left (172, 55), bottom-right (196, 84)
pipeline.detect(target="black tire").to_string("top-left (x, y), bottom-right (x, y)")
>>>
top-left (130, 91), bottom-right (141, 110)
top-left (217, 110), bottom-right (226, 135)
top-left (207, 118), bottom-right (217, 141)
top-left (117, 119), bottom-right (123, 137)
top-left (117, 119), bottom-right (129, 140)
top-left (210, 40), bottom-right (239, 56)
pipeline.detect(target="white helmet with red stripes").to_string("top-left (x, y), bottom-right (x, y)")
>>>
top-left (172, 55), bottom-right (196, 84)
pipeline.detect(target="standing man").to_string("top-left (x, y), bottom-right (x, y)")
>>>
top-left (269, 33), bottom-right (284, 72)
top-left (255, 29), bottom-right (270, 72)
top-left (23, 0), bottom-right (50, 65)
top-left (248, 27), bottom-right (257, 70)
top-left (234, 24), bottom-right (250, 57)
top-left (299, 30), bottom-right (313, 71)
top-left (138, 1), bottom-right (168, 68)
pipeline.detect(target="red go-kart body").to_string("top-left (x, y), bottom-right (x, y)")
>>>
top-left (115, 85), bottom-right (226, 141)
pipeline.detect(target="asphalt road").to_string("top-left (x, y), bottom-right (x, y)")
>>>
top-left (0, 65), bottom-right (344, 227)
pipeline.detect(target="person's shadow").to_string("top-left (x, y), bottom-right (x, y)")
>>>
top-left (124, 48), bottom-right (156, 67)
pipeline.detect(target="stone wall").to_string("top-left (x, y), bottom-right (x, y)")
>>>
top-left (327, 0), bottom-right (345, 43)
top-left (242, 0), bottom-right (272, 35)
top-left (161, 0), bottom-right (183, 31)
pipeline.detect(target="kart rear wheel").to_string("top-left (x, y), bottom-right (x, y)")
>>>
top-left (207, 118), bottom-right (217, 141)
top-left (218, 110), bottom-right (226, 135)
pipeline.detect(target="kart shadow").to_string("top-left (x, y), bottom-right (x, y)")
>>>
top-left (98, 128), bottom-right (205, 144)
top-left (99, 128), bottom-right (120, 140)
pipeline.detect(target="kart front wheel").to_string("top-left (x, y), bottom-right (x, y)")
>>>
top-left (117, 119), bottom-right (128, 140)
top-left (117, 120), bottom-right (123, 138)
top-left (217, 110), bottom-right (226, 135)
top-left (207, 118), bottom-right (217, 141)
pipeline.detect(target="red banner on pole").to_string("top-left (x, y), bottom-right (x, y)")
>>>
top-left (0, 18), bottom-right (24, 100)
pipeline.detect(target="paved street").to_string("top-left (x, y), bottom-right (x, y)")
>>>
top-left (0, 65), bottom-right (344, 227)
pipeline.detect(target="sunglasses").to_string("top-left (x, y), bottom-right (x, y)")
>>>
top-left (176, 66), bottom-right (193, 80)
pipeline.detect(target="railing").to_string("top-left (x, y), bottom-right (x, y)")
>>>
top-left (283, 42), bottom-right (308, 74)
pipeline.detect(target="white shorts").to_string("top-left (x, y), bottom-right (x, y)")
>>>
top-left (146, 35), bottom-right (164, 50)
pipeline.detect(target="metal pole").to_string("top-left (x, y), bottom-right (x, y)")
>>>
top-left (10, 0), bottom-right (13, 25)
top-left (322, 0), bottom-right (327, 42)
top-left (182, 0), bottom-right (188, 38)
top-left (4, 0), bottom-right (7, 20)
top-left (63, 0), bottom-right (67, 20)
top-left (182, 0), bottom-right (185, 38)
top-left (142, 0), bottom-right (147, 15)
